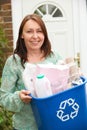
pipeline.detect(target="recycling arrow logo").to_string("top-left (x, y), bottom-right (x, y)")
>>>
top-left (56, 98), bottom-right (79, 121)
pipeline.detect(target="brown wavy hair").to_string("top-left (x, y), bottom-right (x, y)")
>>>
top-left (13, 14), bottom-right (52, 66)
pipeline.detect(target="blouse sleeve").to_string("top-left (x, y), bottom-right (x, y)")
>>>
top-left (0, 55), bottom-right (24, 112)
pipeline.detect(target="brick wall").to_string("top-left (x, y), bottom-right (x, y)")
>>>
top-left (0, 0), bottom-right (13, 76)
top-left (0, 0), bottom-right (13, 50)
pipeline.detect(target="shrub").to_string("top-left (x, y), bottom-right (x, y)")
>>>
top-left (0, 26), bottom-right (9, 76)
top-left (0, 26), bottom-right (13, 130)
top-left (0, 106), bottom-right (13, 130)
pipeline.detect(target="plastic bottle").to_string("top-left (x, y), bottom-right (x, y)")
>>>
top-left (35, 74), bottom-right (52, 98)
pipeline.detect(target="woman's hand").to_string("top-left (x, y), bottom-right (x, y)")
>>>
top-left (19, 90), bottom-right (32, 103)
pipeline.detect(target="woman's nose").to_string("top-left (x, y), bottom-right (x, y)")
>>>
top-left (32, 32), bottom-right (38, 38)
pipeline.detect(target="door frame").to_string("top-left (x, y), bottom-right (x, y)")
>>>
top-left (78, 0), bottom-right (87, 76)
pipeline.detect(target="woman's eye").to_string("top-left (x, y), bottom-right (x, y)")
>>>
top-left (26, 30), bottom-right (43, 34)
top-left (27, 31), bottom-right (32, 33)
top-left (37, 30), bottom-right (43, 33)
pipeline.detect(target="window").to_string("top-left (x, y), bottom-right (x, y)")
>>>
top-left (34, 4), bottom-right (63, 19)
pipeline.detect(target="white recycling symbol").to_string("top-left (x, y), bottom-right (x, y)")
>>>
top-left (56, 98), bottom-right (79, 121)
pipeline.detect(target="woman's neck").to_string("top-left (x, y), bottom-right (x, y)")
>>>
top-left (27, 50), bottom-right (45, 63)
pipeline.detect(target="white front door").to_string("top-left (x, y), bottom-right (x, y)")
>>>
top-left (21, 0), bottom-right (74, 59)
top-left (11, 0), bottom-right (87, 76)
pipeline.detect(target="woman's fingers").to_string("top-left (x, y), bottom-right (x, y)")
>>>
top-left (19, 90), bottom-right (32, 103)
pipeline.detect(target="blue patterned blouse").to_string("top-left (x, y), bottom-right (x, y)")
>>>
top-left (0, 51), bottom-right (62, 130)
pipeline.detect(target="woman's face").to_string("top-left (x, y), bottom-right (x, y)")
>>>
top-left (21, 19), bottom-right (45, 51)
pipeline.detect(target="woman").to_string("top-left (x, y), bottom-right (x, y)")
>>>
top-left (0, 14), bottom-right (62, 130)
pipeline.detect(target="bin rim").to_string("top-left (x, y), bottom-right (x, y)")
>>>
top-left (31, 76), bottom-right (87, 101)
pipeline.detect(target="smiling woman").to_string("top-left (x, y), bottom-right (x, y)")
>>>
top-left (0, 14), bottom-right (62, 130)
top-left (14, 14), bottom-right (55, 64)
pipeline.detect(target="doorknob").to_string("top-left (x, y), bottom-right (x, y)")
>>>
top-left (74, 52), bottom-right (80, 67)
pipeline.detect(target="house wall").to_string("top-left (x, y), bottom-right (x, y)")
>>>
top-left (0, 0), bottom-right (13, 76)
top-left (0, 0), bottom-right (13, 52)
